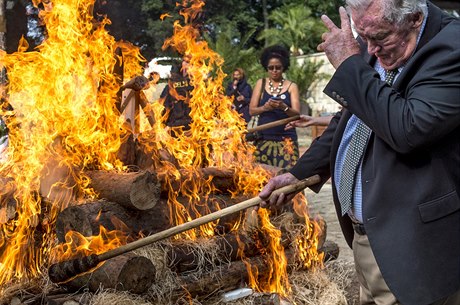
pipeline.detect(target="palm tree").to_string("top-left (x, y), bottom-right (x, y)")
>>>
top-left (258, 4), bottom-right (325, 56)
top-left (286, 58), bottom-right (328, 104)
top-left (204, 25), bottom-right (260, 83)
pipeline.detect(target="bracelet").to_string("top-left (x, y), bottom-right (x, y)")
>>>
top-left (283, 106), bottom-right (289, 112)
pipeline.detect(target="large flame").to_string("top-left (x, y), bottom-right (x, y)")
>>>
top-left (0, 0), bottom-right (324, 297)
top-left (0, 0), bottom-right (142, 284)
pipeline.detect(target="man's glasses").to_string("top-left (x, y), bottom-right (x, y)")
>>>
top-left (267, 65), bottom-right (283, 71)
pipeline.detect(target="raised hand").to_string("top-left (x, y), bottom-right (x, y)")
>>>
top-left (317, 6), bottom-right (360, 69)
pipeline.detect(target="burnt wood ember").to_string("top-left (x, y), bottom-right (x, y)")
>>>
top-left (85, 170), bottom-right (161, 210)
top-left (62, 253), bottom-right (155, 294)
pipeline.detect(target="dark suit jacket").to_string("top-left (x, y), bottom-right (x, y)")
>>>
top-left (290, 3), bottom-right (460, 305)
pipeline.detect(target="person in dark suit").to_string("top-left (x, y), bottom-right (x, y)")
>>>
top-left (258, 1), bottom-right (460, 304)
top-left (160, 56), bottom-right (194, 136)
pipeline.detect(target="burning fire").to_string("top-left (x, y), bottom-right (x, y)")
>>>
top-left (0, 0), bottom-right (324, 297)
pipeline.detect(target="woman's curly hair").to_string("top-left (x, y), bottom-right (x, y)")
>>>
top-left (260, 45), bottom-right (290, 71)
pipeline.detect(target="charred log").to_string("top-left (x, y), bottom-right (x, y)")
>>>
top-left (85, 170), bottom-right (161, 210)
top-left (63, 253), bottom-right (155, 294)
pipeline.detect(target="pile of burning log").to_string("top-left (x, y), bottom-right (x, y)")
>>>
top-left (0, 79), bottom-right (340, 304)
top-left (32, 170), bottom-right (336, 304)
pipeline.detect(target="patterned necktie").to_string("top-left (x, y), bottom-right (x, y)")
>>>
top-left (338, 69), bottom-right (398, 216)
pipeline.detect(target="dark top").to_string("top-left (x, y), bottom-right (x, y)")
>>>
top-left (257, 89), bottom-right (297, 141)
top-left (225, 79), bottom-right (252, 123)
top-left (289, 3), bottom-right (460, 305)
top-left (160, 74), bottom-right (193, 130)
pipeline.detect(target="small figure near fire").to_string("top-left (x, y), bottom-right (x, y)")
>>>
top-left (160, 55), bottom-right (194, 136)
top-left (259, 0), bottom-right (460, 304)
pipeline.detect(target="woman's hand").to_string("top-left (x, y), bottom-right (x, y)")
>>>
top-left (263, 102), bottom-right (275, 111)
top-left (268, 99), bottom-right (287, 110)
top-left (285, 115), bottom-right (333, 130)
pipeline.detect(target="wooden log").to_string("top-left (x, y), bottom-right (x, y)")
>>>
top-left (168, 217), bottom-right (326, 273)
top-left (252, 294), bottom-right (293, 305)
top-left (55, 199), bottom-right (169, 242)
top-left (63, 253), bottom-right (155, 294)
top-left (173, 240), bottom-right (339, 299)
top-left (320, 240), bottom-right (340, 262)
top-left (175, 248), bottom-right (297, 297)
top-left (39, 137), bottom-right (78, 207)
top-left (85, 170), bottom-right (161, 210)
top-left (167, 231), bottom-right (280, 273)
top-left (45, 293), bottom-right (91, 305)
top-left (116, 130), bottom-right (136, 166)
top-left (158, 165), bottom-right (279, 195)
top-left (55, 194), bottom-right (249, 243)
top-left (0, 177), bottom-right (16, 224)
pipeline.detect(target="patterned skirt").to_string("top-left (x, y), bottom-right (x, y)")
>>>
top-left (254, 138), bottom-right (299, 169)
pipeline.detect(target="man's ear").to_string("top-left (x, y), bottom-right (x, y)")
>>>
top-left (409, 12), bottom-right (423, 28)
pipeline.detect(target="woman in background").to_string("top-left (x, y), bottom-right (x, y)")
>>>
top-left (249, 45), bottom-right (300, 169)
top-left (225, 68), bottom-right (252, 123)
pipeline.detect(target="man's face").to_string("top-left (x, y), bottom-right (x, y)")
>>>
top-left (351, 1), bottom-right (422, 70)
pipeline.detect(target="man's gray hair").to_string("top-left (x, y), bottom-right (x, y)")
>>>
top-left (346, 0), bottom-right (428, 25)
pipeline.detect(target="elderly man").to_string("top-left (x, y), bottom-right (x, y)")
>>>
top-left (258, 0), bottom-right (460, 304)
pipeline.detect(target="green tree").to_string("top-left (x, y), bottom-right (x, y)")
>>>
top-left (257, 4), bottom-right (325, 55)
top-left (286, 58), bottom-right (329, 104)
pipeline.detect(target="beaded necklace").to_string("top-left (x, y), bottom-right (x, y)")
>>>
top-left (268, 78), bottom-right (284, 97)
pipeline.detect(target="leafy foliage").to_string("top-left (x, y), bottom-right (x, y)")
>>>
top-left (257, 4), bottom-right (326, 55)
top-left (286, 58), bottom-right (329, 102)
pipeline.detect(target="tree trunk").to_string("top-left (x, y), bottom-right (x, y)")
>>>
top-left (63, 253), bottom-right (155, 294)
top-left (86, 170), bottom-right (161, 210)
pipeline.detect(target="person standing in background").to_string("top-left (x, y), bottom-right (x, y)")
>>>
top-left (225, 68), bottom-right (252, 123)
top-left (249, 45), bottom-right (301, 169)
top-left (160, 55), bottom-right (194, 136)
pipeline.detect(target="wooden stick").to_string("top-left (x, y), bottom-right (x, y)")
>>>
top-left (48, 174), bottom-right (320, 283)
top-left (247, 115), bottom-right (300, 134)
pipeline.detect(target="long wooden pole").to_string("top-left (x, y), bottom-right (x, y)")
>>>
top-left (48, 174), bottom-right (321, 283)
top-left (247, 115), bottom-right (300, 134)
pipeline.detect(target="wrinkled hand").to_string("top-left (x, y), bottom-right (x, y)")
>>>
top-left (317, 7), bottom-right (360, 69)
top-left (236, 95), bottom-right (245, 102)
top-left (258, 172), bottom-right (300, 210)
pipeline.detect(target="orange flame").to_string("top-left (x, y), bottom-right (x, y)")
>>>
top-left (293, 195), bottom-right (325, 269)
top-left (0, 0), bottom-right (324, 297)
top-left (0, 0), bottom-right (141, 284)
